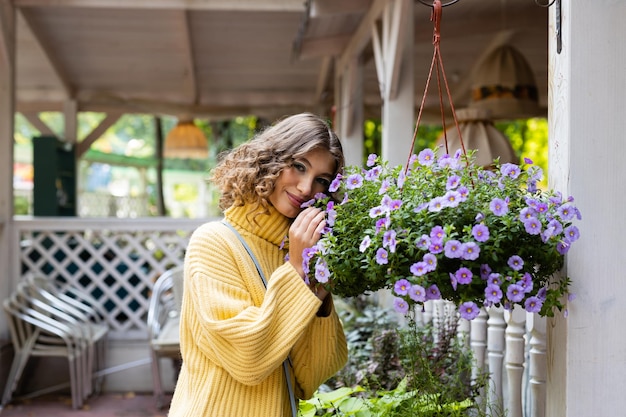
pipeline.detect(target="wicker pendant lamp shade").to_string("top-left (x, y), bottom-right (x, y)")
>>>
top-left (436, 108), bottom-right (517, 167)
top-left (469, 45), bottom-right (541, 120)
top-left (164, 119), bottom-right (208, 159)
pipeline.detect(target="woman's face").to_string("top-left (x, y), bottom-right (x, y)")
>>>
top-left (269, 148), bottom-right (336, 219)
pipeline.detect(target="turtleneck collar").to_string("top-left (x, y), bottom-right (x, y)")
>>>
top-left (223, 203), bottom-right (291, 247)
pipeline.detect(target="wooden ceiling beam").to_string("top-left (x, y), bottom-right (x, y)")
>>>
top-left (310, 0), bottom-right (371, 17)
top-left (14, 0), bottom-right (306, 12)
top-left (298, 35), bottom-right (351, 59)
top-left (178, 10), bottom-right (198, 106)
top-left (19, 8), bottom-right (74, 99)
top-left (336, 0), bottom-right (389, 76)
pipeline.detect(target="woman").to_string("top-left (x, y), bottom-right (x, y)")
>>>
top-left (168, 113), bottom-right (348, 417)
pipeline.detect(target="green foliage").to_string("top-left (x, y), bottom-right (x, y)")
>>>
top-left (302, 299), bottom-right (494, 416)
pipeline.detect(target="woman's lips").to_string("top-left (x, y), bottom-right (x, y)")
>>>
top-left (287, 192), bottom-right (305, 208)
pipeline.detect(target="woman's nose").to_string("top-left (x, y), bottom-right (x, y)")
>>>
top-left (297, 177), bottom-right (314, 197)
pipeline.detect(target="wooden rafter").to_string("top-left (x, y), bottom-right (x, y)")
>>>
top-left (178, 10), bottom-right (198, 105)
top-left (19, 8), bottom-right (74, 99)
top-left (76, 112), bottom-right (123, 158)
top-left (315, 56), bottom-right (332, 104)
top-left (21, 111), bottom-right (56, 137)
top-left (336, 0), bottom-right (389, 76)
top-left (13, 0), bottom-right (306, 12)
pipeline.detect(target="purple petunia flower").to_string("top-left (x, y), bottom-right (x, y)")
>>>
top-left (369, 206), bottom-right (385, 218)
top-left (365, 166), bottom-right (382, 181)
top-left (455, 267), bottom-right (473, 284)
top-left (417, 234), bottom-right (431, 250)
top-left (418, 148), bottom-right (435, 166)
top-left (429, 242), bottom-right (444, 254)
top-left (366, 153), bottom-right (377, 167)
top-left (506, 284), bottom-right (525, 303)
top-left (375, 248), bottom-right (389, 265)
top-left (375, 217), bottom-right (390, 233)
top-left (410, 261), bottom-right (428, 276)
top-left (394, 279), bottom-right (411, 296)
top-left (428, 197), bottom-right (446, 212)
top-left (461, 242), bottom-right (480, 261)
top-left (564, 225), bottom-right (580, 242)
top-left (523, 217), bottom-right (542, 235)
top-left (444, 240), bottom-right (463, 258)
top-left (472, 224), bottom-right (490, 242)
top-left (488, 273), bottom-right (502, 286)
top-left (409, 284), bottom-right (427, 302)
top-left (490, 198), bottom-right (509, 216)
top-left (485, 284), bottom-right (503, 303)
top-left (426, 285), bottom-right (441, 300)
top-left (480, 264), bottom-right (492, 280)
top-left (556, 240), bottom-right (570, 255)
top-left (524, 296), bottom-right (543, 313)
top-left (459, 301), bottom-right (481, 320)
top-left (315, 258), bottom-right (331, 283)
top-left (345, 174), bottom-right (363, 190)
top-left (442, 191), bottom-right (462, 208)
top-left (359, 236), bottom-right (371, 253)
top-left (508, 255), bottom-right (524, 271)
top-left (500, 163), bottom-right (521, 179)
top-left (393, 297), bottom-right (410, 314)
top-left (430, 225), bottom-right (445, 243)
top-left (329, 174), bottom-right (342, 193)
top-left (556, 204), bottom-right (576, 221)
top-left (383, 230), bottom-right (397, 253)
top-left (537, 287), bottom-right (548, 300)
top-left (423, 253), bottom-right (437, 272)
top-left (379, 179), bottom-right (391, 195)
top-left (446, 175), bottom-right (461, 190)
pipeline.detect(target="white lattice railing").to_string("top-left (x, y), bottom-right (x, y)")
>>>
top-left (417, 301), bottom-right (547, 417)
top-left (13, 217), bottom-right (211, 339)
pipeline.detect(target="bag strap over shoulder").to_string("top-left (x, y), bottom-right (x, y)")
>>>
top-left (220, 220), bottom-right (298, 417)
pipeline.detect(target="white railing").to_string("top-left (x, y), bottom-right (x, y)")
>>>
top-left (11, 218), bottom-right (545, 416)
top-left (417, 301), bottom-right (547, 417)
top-left (13, 217), bottom-right (210, 339)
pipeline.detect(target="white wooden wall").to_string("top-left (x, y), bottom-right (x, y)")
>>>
top-left (548, 1), bottom-right (626, 416)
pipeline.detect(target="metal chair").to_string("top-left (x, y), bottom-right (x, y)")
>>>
top-left (2, 290), bottom-right (87, 409)
top-left (24, 275), bottom-right (109, 396)
top-left (147, 266), bottom-right (184, 409)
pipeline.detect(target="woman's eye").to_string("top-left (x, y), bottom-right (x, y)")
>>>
top-left (293, 162), bottom-right (306, 172)
top-left (317, 178), bottom-right (331, 188)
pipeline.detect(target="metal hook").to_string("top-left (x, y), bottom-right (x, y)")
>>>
top-left (535, 0), bottom-right (561, 53)
top-left (417, 0), bottom-right (460, 7)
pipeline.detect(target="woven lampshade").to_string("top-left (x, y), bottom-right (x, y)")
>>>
top-left (469, 45), bottom-right (542, 120)
top-left (436, 108), bottom-right (517, 167)
top-left (164, 119), bottom-right (208, 159)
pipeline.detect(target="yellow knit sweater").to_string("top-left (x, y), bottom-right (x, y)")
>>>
top-left (168, 204), bottom-right (348, 417)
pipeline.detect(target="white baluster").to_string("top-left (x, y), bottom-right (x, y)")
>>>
top-left (470, 308), bottom-right (488, 411)
top-left (487, 306), bottom-right (505, 415)
top-left (422, 299), bottom-right (434, 324)
top-left (504, 305), bottom-right (527, 417)
top-left (457, 315), bottom-right (470, 349)
top-left (528, 313), bottom-right (547, 417)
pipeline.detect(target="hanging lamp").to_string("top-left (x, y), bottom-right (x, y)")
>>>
top-left (436, 107), bottom-right (517, 167)
top-left (164, 118), bottom-right (208, 159)
top-left (468, 44), bottom-right (542, 120)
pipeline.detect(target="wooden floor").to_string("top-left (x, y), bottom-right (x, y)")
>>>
top-left (0, 392), bottom-right (172, 417)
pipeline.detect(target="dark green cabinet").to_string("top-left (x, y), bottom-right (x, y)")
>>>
top-left (33, 136), bottom-right (77, 216)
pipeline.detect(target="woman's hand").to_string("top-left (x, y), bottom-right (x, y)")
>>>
top-left (288, 207), bottom-right (326, 281)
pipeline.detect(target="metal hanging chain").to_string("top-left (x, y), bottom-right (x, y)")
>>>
top-left (406, 0), bottom-right (467, 172)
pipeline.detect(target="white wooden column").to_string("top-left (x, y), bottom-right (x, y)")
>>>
top-left (547, 1), bottom-right (626, 416)
top-left (0, 0), bottom-right (15, 340)
top-left (374, 0), bottom-right (414, 168)
top-left (335, 56), bottom-right (364, 167)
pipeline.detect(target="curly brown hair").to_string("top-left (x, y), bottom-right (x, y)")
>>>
top-left (210, 113), bottom-right (344, 216)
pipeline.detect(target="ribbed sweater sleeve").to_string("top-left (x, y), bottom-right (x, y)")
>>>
top-left (169, 205), bottom-right (348, 417)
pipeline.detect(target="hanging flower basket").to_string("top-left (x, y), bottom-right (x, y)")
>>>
top-left (304, 148), bottom-right (580, 320)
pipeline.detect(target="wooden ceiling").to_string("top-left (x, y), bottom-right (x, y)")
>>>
top-left (11, 0), bottom-right (549, 122)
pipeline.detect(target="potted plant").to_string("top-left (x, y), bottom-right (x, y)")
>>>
top-left (304, 148), bottom-right (581, 320)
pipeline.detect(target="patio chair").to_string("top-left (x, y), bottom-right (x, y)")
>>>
top-left (2, 290), bottom-right (87, 409)
top-left (24, 274), bottom-right (109, 395)
top-left (147, 266), bottom-right (184, 409)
